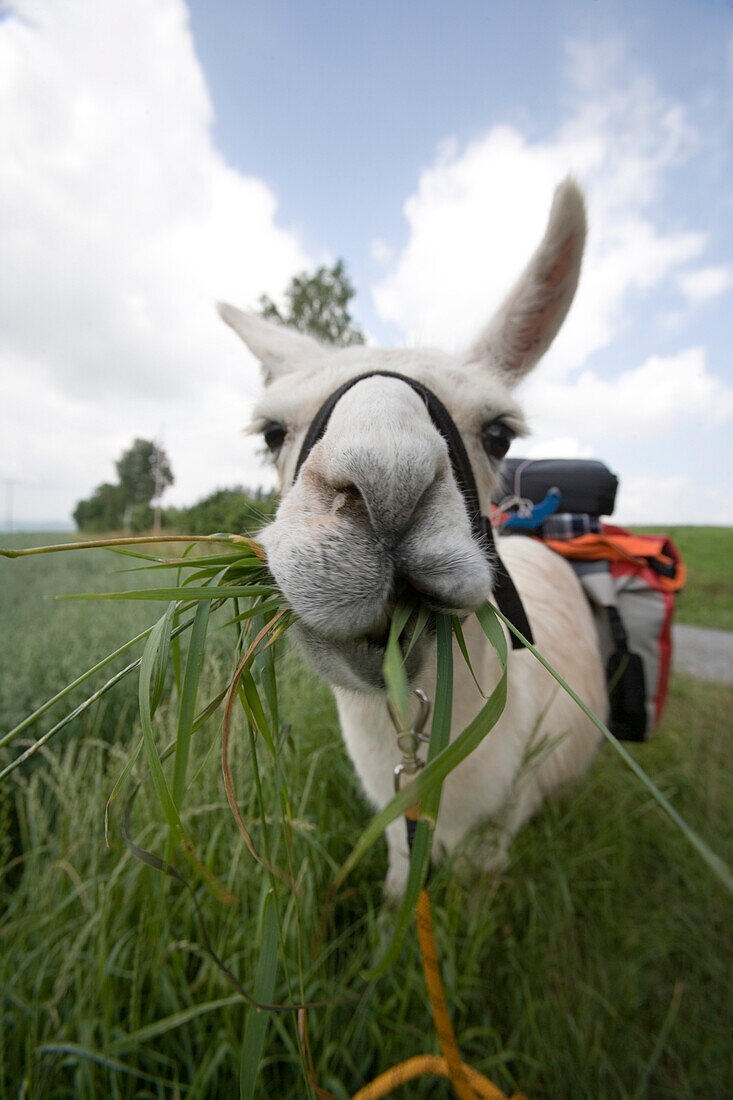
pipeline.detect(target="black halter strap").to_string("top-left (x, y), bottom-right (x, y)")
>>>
top-left (294, 370), bottom-right (533, 650)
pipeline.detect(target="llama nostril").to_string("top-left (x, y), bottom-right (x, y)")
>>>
top-left (330, 482), bottom-right (364, 515)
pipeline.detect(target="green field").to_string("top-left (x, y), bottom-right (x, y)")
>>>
top-left (1, 532), bottom-right (731, 1099)
top-left (631, 526), bottom-right (733, 631)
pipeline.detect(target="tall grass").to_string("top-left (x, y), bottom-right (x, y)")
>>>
top-left (1, 534), bottom-right (732, 1097)
top-left (2, 659), bottom-right (731, 1097)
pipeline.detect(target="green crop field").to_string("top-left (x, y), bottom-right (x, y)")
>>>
top-left (631, 526), bottom-right (733, 631)
top-left (1, 531), bottom-right (731, 1099)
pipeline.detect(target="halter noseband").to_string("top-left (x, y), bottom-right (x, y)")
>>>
top-left (294, 370), bottom-right (532, 650)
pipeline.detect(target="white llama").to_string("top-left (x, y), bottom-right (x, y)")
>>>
top-left (220, 180), bottom-right (607, 897)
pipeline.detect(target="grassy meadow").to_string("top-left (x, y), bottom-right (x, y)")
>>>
top-left (1, 531), bottom-right (732, 1099)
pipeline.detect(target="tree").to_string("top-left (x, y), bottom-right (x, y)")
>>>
top-left (73, 439), bottom-right (173, 533)
top-left (72, 482), bottom-right (126, 533)
top-left (115, 438), bottom-right (174, 507)
top-left (258, 259), bottom-right (365, 347)
top-left (162, 486), bottom-right (278, 535)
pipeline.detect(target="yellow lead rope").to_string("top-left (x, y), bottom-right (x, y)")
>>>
top-left (350, 887), bottom-right (525, 1099)
top-left (349, 796), bottom-right (526, 1100)
top-left (349, 687), bottom-right (525, 1100)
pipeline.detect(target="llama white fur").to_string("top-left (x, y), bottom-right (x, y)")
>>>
top-left (220, 180), bottom-right (607, 897)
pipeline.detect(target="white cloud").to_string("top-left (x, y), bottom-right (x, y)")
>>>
top-left (522, 437), bottom-right (594, 460)
top-left (677, 265), bottom-right (733, 305)
top-left (616, 475), bottom-right (733, 526)
top-left (511, 346), bottom-right (733, 526)
top-left (523, 347), bottom-right (733, 445)
top-left (0, 0), bottom-right (307, 523)
top-left (369, 38), bottom-right (733, 525)
top-left (371, 39), bottom-right (707, 379)
top-left (615, 474), bottom-right (692, 525)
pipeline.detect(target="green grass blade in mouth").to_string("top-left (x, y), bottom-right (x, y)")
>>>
top-left (117, 552), bottom-right (268, 571)
top-left (0, 533), bottom-right (266, 557)
top-left (421, 613), bottom-right (454, 822)
top-left (451, 613), bottom-right (486, 697)
top-left (171, 597), bottom-right (211, 808)
top-left (239, 667), bottom-right (277, 756)
top-left (403, 602), bottom-right (431, 659)
top-left (56, 584), bottom-right (275, 601)
top-left (138, 611), bottom-right (184, 839)
top-left (104, 545), bottom-right (170, 562)
top-left (381, 601), bottom-right (414, 732)
top-left (334, 604), bottom-right (508, 893)
top-left (366, 613), bottom-right (454, 977)
top-left (150, 602), bottom-right (175, 715)
top-left (136, 611), bottom-right (239, 898)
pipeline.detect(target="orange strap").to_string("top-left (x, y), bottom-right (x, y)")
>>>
top-left (350, 1051), bottom-right (520, 1099)
top-left (350, 889), bottom-right (525, 1098)
top-left (349, 804), bottom-right (526, 1099)
top-left (543, 532), bottom-right (686, 592)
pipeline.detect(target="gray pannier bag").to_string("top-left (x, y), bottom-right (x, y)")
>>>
top-left (494, 459), bottom-right (685, 741)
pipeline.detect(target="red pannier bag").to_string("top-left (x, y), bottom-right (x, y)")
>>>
top-left (542, 526), bottom-right (686, 741)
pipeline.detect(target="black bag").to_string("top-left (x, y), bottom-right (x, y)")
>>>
top-left (604, 605), bottom-right (648, 742)
top-left (494, 458), bottom-right (619, 517)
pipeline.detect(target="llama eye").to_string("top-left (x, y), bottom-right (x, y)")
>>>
top-left (481, 420), bottom-right (514, 461)
top-left (262, 421), bottom-right (287, 455)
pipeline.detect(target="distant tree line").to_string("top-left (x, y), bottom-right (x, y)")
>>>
top-left (73, 438), bottom-right (173, 532)
top-left (74, 475), bottom-right (277, 537)
top-left (161, 486), bottom-right (277, 535)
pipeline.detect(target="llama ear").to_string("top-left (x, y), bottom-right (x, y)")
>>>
top-left (218, 302), bottom-right (326, 378)
top-left (464, 179), bottom-right (586, 386)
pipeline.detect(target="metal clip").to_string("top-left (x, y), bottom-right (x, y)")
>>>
top-left (390, 688), bottom-right (431, 792)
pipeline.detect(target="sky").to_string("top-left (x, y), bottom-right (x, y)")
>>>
top-left (1, 0), bottom-right (732, 529)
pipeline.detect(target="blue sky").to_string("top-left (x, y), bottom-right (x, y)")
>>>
top-left (188, 0), bottom-right (732, 341)
top-left (1, 0), bottom-right (731, 527)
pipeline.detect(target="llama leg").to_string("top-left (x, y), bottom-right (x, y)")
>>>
top-left (384, 817), bottom-right (412, 899)
top-left (477, 774), bottom-right (544, 873)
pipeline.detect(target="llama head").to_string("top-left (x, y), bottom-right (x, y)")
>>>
top-left (220, 180), bottom-right (586, 691)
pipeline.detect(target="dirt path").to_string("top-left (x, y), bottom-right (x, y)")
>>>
top-left (672, 624), bottom-right (733, 685)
